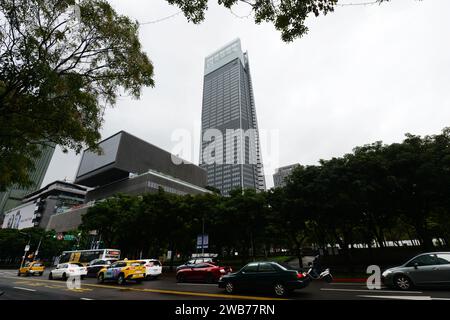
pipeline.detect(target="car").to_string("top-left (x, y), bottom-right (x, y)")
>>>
top-left (176, 257), bottom-right (218, 271)
top-left (48, 263), bottom-right (87, 281)
top-left (138, 259), bottom-right (162, 280)
top-left (86, 258), bottom-right (118, 278)
top-left (176, 262), bottom-right (232, 283)
top-left (18, 261), bottom-right (45, 277)
top-left (218, 261), bottom-right (310, 297)
top-left (97, 260), bottom-right (146, 285)
top-left (382, 252), bottom-right (450, 290)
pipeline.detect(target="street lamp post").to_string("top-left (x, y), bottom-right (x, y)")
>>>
top-left (19, 232), bottom-right (31, 269)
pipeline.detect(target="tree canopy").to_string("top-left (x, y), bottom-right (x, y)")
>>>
top-left (78, 128), bottom-right (450, 266)
top-left (0, 0), bottom-right (154, 190)
top-left (165, 0), bottom-right (390, 42)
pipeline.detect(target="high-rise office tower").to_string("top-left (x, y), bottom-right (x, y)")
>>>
top-left (200, 39), bottom-right (266, 195)
top-left (0, 144), bottom-right (55, 220)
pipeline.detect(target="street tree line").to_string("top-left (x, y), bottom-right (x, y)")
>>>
top-left (80, 128), bottom-right (450, 266)
top-left (0, 228), bottom-right (77, 265)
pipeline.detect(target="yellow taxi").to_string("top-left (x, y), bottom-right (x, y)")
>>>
top-left (97, 260), bottom-right (145, 285)
top-left (18, 261), bottom-right (45, 277)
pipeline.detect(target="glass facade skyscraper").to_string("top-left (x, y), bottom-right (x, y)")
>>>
top-left (0, 144), bottom-right (55, 220)
top-left (200, 39), bottom-right (266, 195)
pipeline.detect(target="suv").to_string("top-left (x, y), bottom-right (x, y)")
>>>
top-left (97, 260), bottom-right (146, 285)
top-left (138, 259), bottom-right (162, 280)
top-left (86, 259), bottom-right (118, 278)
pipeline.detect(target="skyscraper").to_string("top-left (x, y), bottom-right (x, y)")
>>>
top-left (273, 164), bottom-right (300, 188)
top-left (0, 144), bottom-right (55, 220)
top-left (200, 39), bottom-right (265, 195)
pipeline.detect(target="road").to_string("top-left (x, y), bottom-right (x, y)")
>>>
top-left (1, 269), bottom-right (450, 300)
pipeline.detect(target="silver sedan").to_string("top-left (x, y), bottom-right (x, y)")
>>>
top-left (382, 252), bottom-right (450, 290)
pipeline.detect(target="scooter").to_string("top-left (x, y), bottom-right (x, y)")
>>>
top-left (307, 255), bottom-right (333, 283)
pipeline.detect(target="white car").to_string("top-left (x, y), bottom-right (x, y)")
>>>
top-left (138, 259), bottom-right (162, 280)
top-left (48, 263), bottom-right (88, 280)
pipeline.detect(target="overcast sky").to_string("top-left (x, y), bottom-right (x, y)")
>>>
top-left (42, 0), bottom-right (450, 189)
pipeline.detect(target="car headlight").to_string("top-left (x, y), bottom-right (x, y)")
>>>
top-left (382, 270), bottom-right (392, 277)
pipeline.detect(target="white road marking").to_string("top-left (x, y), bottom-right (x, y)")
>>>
top-left (330, 283), bottom-right (367, 286)
top-left (81, 298), bottom-right (94, 300)
top-left (321, 288), bottom-right (422, 294)
top-left (358, 295), bottom-right (432, 300)
top-left (13, 287), bottom-right (36, 292)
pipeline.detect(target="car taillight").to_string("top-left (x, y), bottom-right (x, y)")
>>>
top-left (296, 272), bottom-right (305, 279)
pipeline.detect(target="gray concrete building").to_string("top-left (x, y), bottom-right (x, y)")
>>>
top-left (1, 181), bottom-right (87, 230)
top-left (0, 144), bottom-right (55, 223)
top-left (200, 39), bottom-right (266, 195)
top-left (46, 132), bottom-right (210, 233)
top-left (273, 164), bottom-right (300, 188)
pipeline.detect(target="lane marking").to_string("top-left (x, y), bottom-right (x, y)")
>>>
top-left (358, 295), bottom-right (432, 300)
top-left (177, 283), bottom-right (218, 286)
top-left (81, 297), bottom-right (94, 300)
top-left (13, 287), bottom-right (36, 292)
top-left (330, 283), bottom-right (367, 286)
top-left (4, 276), bottom-right (286, 300)
top-left (321, 288), bottom-right (423, 294)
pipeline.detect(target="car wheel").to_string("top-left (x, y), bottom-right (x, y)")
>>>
top-left (39, 272), bottom-right (43, 276)
top-left (225, 281), bottom-right (235, 294)
top-left (136, 279), bottom-right (142, 284)
top-left (394, 275), bottom-right (413, 291)
top-left (274, 283), bottom-right (287, 297)
top-left (97, 273), bottom-right (105, 284)
top-left (81, 275), bottom-right (85, 280)
top-left (62, 273), bottom-right (67, 281)
top-left (17, 271), bottom-right (21, 277)
top-left (117, 273), bottom-right (126, 285)
top-left (48, 272), bottom-right (53, 280)
top-left (176, 274), bottom-right (185, 283)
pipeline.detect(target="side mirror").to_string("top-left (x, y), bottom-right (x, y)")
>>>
top-left (414, 262), bottom-right (419, 269)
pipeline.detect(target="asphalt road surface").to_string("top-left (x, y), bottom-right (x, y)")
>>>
top-left (1, 269), bottom-right (450, 300)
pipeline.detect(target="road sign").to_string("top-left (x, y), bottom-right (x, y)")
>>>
top-left (24, 245), bottom-right (30, 252)
top-left (196, 234), bottom-right (209, 249)
top-left (64, 235), bottom-right (76, 241)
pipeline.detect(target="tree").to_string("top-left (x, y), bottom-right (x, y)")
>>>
top-left (166, 0), bottom-right (389, 42)
top-left (0, 0), bottom-right (154, 190)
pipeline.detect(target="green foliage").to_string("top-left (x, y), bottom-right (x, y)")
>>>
top-left (0, 0), bottom-right (154, 190)
top-left (166, 0), bottom-right (389, 42)
top-left (0, 228), bottom-right (74, 264)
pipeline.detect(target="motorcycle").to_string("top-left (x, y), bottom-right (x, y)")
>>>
top-left (306, 255), bottom-right (333, 283)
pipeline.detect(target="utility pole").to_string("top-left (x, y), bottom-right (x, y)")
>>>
top-left (19, 233), bottom-right (31, 269)
top-left (201, 216), bottom-right (205, 256)
top-left (34, 236), bottom-right (43, 260)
